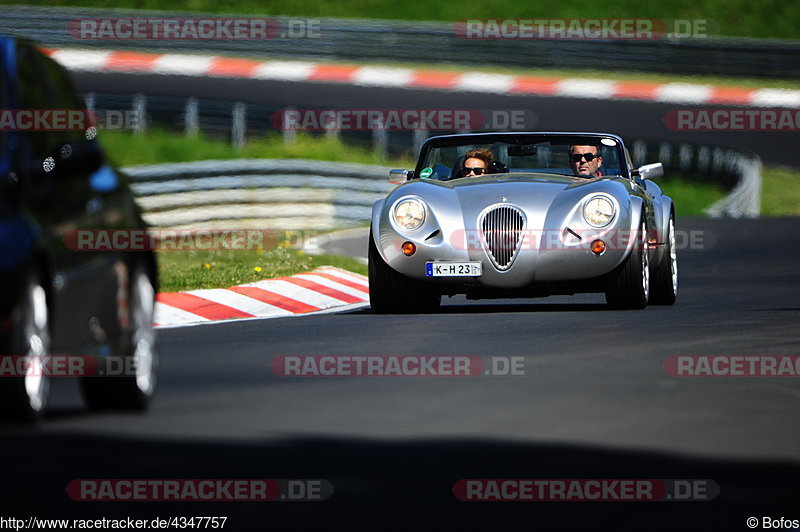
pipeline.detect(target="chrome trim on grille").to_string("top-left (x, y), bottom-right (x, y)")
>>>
top-left (479, 204), bottom-right (526, 271)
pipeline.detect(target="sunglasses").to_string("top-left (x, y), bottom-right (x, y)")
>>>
top-left (462, 166), bottom-right (486, 176)
top-left (571, 152), bottom-right (600, 162)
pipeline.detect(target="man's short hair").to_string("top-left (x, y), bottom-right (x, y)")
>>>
top-left (568, 145), bottom-right (602, 156)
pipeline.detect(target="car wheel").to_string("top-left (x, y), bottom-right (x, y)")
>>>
top-left (605, 214), bottom-right (649, 309)
top-left (0, 270), bottom-right (50, 423)
top-left (368, 229), bottom-right (440, 314)
top-left (82, 264), bottom-right (158, 411)
top-left (649, 213), bottom-right (678, 305)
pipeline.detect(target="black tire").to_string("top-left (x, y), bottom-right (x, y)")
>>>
top-left (0, 270), bottom-right (50, 423)
top-left (368, 229), bottom-right (440, 314)
top-left (649, 213), bottom-right (678, 305)
top-left (605, 214), bottom-right (650, 310)
top-left (82, 264), bottom-right (158, 411)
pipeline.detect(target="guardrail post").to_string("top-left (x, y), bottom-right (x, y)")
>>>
top-left (232, 102), bottom-right (246, 149)
top-left (132, 93), bottom-right (146, 135)
top-left (185, 98), bottom-right (199, 137)
top-left (659, 142), bottom-right (672, 169)
top-left (372, 117), bottom-right (387, 161)
top-left (697, 146), bottom-right (711, 174)
top-left (326, 116), bottom-right (340, 141)
top-left (282, 106), bottom-right (297, 145)
top-left (711, 148), bottom-right (725, 174)
top-left (632, 140), bottom-right (647, 166)
top-left (679, 144), bottom-right (693, 173)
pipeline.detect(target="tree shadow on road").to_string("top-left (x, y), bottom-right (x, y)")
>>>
top-left (0, 432), bottom-right (796, 531)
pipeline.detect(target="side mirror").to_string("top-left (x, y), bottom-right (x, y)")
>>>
top-left (389, 169), bottom-right (413, 184)
top-left (632, 162), bottom-right (663, 180)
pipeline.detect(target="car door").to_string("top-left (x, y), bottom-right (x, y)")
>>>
top-left (16, 42), bottom-right (118, 352)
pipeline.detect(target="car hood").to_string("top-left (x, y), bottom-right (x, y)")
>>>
top-left (445, 174), bottom-right (582, 217)
top-left (432, 173), bottom-right (606, 231)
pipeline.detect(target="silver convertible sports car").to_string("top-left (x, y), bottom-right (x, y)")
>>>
top-left (368, 132), bottom-right (677, 312)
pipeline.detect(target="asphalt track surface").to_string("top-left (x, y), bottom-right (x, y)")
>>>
top-left (73, 71), bottom-right (798, 167)
top-left (2, 216), bottom-right (800, 530)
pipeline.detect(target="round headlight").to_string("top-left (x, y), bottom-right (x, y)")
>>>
top-left (583, 196), bottom-right (615, 227)
top-left (394, 198), bottom-right (426, 230)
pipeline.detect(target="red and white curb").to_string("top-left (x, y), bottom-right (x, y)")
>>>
top-left (154, 266), bottom-right (369, 328)
top-left (45, 48), bottom-right (800, 108)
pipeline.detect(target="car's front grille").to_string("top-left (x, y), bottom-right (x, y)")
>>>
top-left (479, 204), bottom-right (526, 270)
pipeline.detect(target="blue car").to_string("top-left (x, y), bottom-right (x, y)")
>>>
top-left (0, 36), bottom-right (158, 421)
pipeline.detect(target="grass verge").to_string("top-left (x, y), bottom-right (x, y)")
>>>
top-left (157, 244), bottom-right (366, 293)
top-left (101, 129), bottom-right (415, 168)
top-left (658, 176), bottom-right (727, 218)
top-left (761, 167), bottom-right (800, 216)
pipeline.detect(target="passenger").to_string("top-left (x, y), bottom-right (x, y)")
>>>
top-left (461, 148), bottom-right (494, 177)
top-left (568, 145), bottom-right (603, 178)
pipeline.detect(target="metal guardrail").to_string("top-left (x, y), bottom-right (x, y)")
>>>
top-left (629, 140), bottom-right (761, 218)
top-left (704, 155), bottom-right (762, 218)
top-left (123, 147), bottom-right (760, 234)
top-left (2, 5), bottom-right (799, 78)
top-left (123, 159), bottom-right (395, 230)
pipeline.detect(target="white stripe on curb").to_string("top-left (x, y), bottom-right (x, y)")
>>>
top-left (154, 267), bottom-right (368, 328)
top-left (315, 266), bottom-right (370, 287)
top-left (184, 288), bottom-right (294, 317)
top-left (154, 303), bottom-right (210, 326)
top-left (153, 54), bottom-right (216, 76)
top-left (293, 273), bottom-right (370, 299)
top-left (655, 83), bottom-right (713, 104)
top-left (454, 72), bottom-right (516, 93)
top-left (46, 47), bottom-right (800, 108)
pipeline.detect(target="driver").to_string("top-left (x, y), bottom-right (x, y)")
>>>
top-left (461, 148), bottom-right (494, 177)
top-left (568, 145), bottom-right (602, 178)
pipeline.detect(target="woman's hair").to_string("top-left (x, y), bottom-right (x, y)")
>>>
top-left (464, 148), bottom-right (494, 166)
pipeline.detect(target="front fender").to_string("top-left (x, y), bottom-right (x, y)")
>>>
top-left (626, 195), bottom-right (645, 257)
top-left (370, 198), bottom-right (386, 261)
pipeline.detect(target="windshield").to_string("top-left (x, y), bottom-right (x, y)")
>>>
top-left (417, 136), bottom-right (625, 181)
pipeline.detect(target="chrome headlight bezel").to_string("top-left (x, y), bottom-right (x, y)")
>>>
top-left (391, 196), bottom-right (427, 231)
top-left (582, 194), bottom-right (617, 228)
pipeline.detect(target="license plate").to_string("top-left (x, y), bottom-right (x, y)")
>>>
top-left (425, 261), bottom-right (482, 277)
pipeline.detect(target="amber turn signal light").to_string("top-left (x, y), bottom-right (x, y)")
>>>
top-left (402, 242), bottom-right (416, 256)
top-left (591, 240), bottom-right (606, 255)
